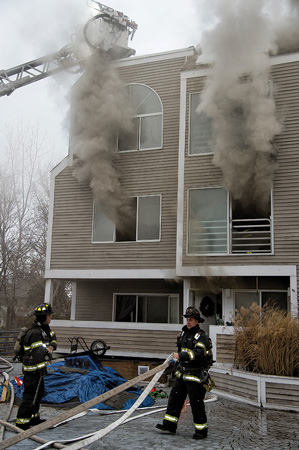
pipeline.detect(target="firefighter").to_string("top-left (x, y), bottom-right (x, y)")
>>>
top-left (156, 306), bottom-right (211, 439)
top-left (16, 303), bottom-right (57, 430)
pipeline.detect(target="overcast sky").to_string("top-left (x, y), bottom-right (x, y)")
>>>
top-left (0, 0), bottom-right (204, 165)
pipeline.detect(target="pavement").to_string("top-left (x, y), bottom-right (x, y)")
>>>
top-left (1, 361), bottom-right (299, 450)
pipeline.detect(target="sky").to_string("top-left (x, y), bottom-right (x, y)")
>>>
top-left (0, 0), bottom-right (203, 166)
top-left (0, 0), bottom-right (297, 168)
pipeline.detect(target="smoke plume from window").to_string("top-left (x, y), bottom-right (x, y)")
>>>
top-left (71, 52), bottom-right (136, 237)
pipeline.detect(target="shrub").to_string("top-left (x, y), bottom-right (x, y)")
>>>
top-left (234, 303), bottom-right (299, 377)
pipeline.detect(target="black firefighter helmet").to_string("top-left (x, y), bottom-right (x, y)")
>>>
top-left (183, 306), bottom-right (204, 323)
top-left (34, 303), bottom-right (54, 317)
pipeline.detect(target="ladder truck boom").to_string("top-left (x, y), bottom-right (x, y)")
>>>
top-left (0, 46), bottom-right (83, 98)
top-left (0, 1), bottom-right (137, 98)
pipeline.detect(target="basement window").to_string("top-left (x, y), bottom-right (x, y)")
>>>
top-left (113, 294), bottom-right (179, 323)
top-left (118, 83), bottom-right (163, 152)
top-left (92, 195), bottom-right (161, 242)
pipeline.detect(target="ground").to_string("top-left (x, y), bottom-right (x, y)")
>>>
top-left (1, 386), bottom-right (298, 449)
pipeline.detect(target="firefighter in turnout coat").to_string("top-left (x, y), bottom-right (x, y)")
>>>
top-left (16, 303), bottom-right (57, 430)
top-left (156, 306), bottom-right (213, 439)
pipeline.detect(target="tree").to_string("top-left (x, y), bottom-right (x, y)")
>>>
top-left (0, 123), bottom-right (70, 329)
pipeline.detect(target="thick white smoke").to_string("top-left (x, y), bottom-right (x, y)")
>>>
top-left (71, 52), bottom-right (136, 236)
top-left (196, 0), bottom-right (282, 211)
top-left (270, 0), bottom-right (299, 54)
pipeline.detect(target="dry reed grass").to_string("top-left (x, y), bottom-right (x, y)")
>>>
top-left (234, 303), bottom-right (299, 377)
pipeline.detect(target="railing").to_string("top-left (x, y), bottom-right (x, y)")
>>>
top-left (188, 220), bottom-right (227, 254)
top-left (189, 218), bottom-right (272, 254)
top-left (231, 218), bottom-right (271, 254)
top-left (0, 330), bottom-right (19, 357)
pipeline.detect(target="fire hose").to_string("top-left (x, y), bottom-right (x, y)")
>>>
top-left (33, 394), bottom-right (218, 449)
top-left (61, 353), bottom-right (174, 450)
top-left (0, 358), bottom-right (15, 441)
top-left (0, 354), bottom-right (173, 449)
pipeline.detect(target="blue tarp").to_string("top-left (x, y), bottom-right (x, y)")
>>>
top-left (7, 357), bottom-right (154, 410)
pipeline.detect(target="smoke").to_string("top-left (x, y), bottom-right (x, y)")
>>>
top-left (269, 0), bottom-right (299, 55)
top-left (196, 0), bottom-right (283, 211)
top-left (71, 52), bottom-right (136, 236)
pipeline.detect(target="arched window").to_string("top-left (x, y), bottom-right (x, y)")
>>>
top-left (118, 83), bottom-right (163, 151)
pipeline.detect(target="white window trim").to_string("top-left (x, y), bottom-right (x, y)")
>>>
top-left (136, 194), bottom-right (161, 242)
top-left (118, 83), bottom-right (163, 152)
top-left (234, 289), bottom-right (289, 312)
top-left (92, 194), bottom-right (162, 243)
top-left (187, 187), bottom-right (274, 256)
top-left (91, 203), bottom-right (114, 244)
top-left (188, 91), bottom-right (213, 157)
top-left (187, 186), bottom-right (229, 256)
top-left (112, 293), bottom-right (180, 323)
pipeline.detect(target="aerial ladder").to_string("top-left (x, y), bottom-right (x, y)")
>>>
top-left (0, 1), bottom-right (138, 98)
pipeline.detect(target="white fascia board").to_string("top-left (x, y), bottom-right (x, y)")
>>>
top-left (114, 47), bottom-right (196, 67)
top-left (45, 156), bottom-right (70, 271)
top-left (181, 66), bottom-right (213, 80)
top-left (102, 350), bottom-right (169, 359)
top-left (50, 155), bottom-right (70, 177)
top-left (176, 265), bottom-right (297, 277)
top-left (51, 319), bottom-right (180, 332)
top-left (176, 74), bottom-right (187, 270)
top-left (45, 268), bottom-right (177, 280)
top-left (56, 347), bottom-right (169, 360)
top-left (270, 51), bottom-right (299, 65)
top-left (181, 51), bottom-right (299, 80)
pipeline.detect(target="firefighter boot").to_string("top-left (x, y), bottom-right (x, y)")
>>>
top-left (156, 422), bottom-right (176, 434)
top-left (16, 422), bottom-right (31, 430)
top-left (193, 428), bottom-right (208, 439)
top-left (30, 418), bottom-right (47, 426)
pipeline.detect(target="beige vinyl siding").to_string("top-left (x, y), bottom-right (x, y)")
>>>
top-left (182, 60), bottom-right (299, 268)
top-left (51, 166), bottom-right (176, 269)
top-left (210, 371), bottom-right (258, 402)
top-left (215, 334), bottom-right (236, 365)
top-left (265, 382), bottom-right (299, 408)
top-left (53, 326), bottom-right (179, 356)
top-left (75, 279), bottom-right (183, 321)
top-left (50, 57), bottom-right (185, 270)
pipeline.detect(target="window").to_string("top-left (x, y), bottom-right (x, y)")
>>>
top-left (188, 188), bottom-right (228, 254)
top-left (92, 195), bottom-right (161, 242)
top-left (118, 84), bottom-right (163, 151)
top-left (189, 93), bottom-right (213, 155)
top-left (93, 205), bottom-right (114, 242)
top-left (235, 291), bottom-right (288, 312)
top-left (114, 294), bottom-right (179, 323)
top-left (188, 188), bottom-right (272, 255)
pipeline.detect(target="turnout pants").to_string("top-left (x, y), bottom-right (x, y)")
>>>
top-left (163, 377), bottom-right (207, 432)
top-left (16, 372), bottom-right (45, 427)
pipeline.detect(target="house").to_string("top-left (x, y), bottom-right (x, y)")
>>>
top-left (44, 45), bottom-right (299, 374)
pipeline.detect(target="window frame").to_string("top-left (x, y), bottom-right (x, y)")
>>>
top-left (136, 195), bottom-right (161, 242)
top-left (112, 293), bottom-right (180, 324)
top-left (92, 194), bottom-right (162, 243)
top-left (187, 187), bottom-right (273, 256)
top-left (188, 91), bottom-right (213, 156)
top-left (234, 289), bottom-right (289, 313)
top-left (118, 83), bottom-right (163, 153)
top-left (187, 187), bottom-right (229, 256)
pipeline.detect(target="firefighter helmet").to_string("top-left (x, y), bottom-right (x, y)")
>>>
top-left (34, 303), bottom-right (54, 316)
top-left (183, 306), bottom-right (204, 322)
